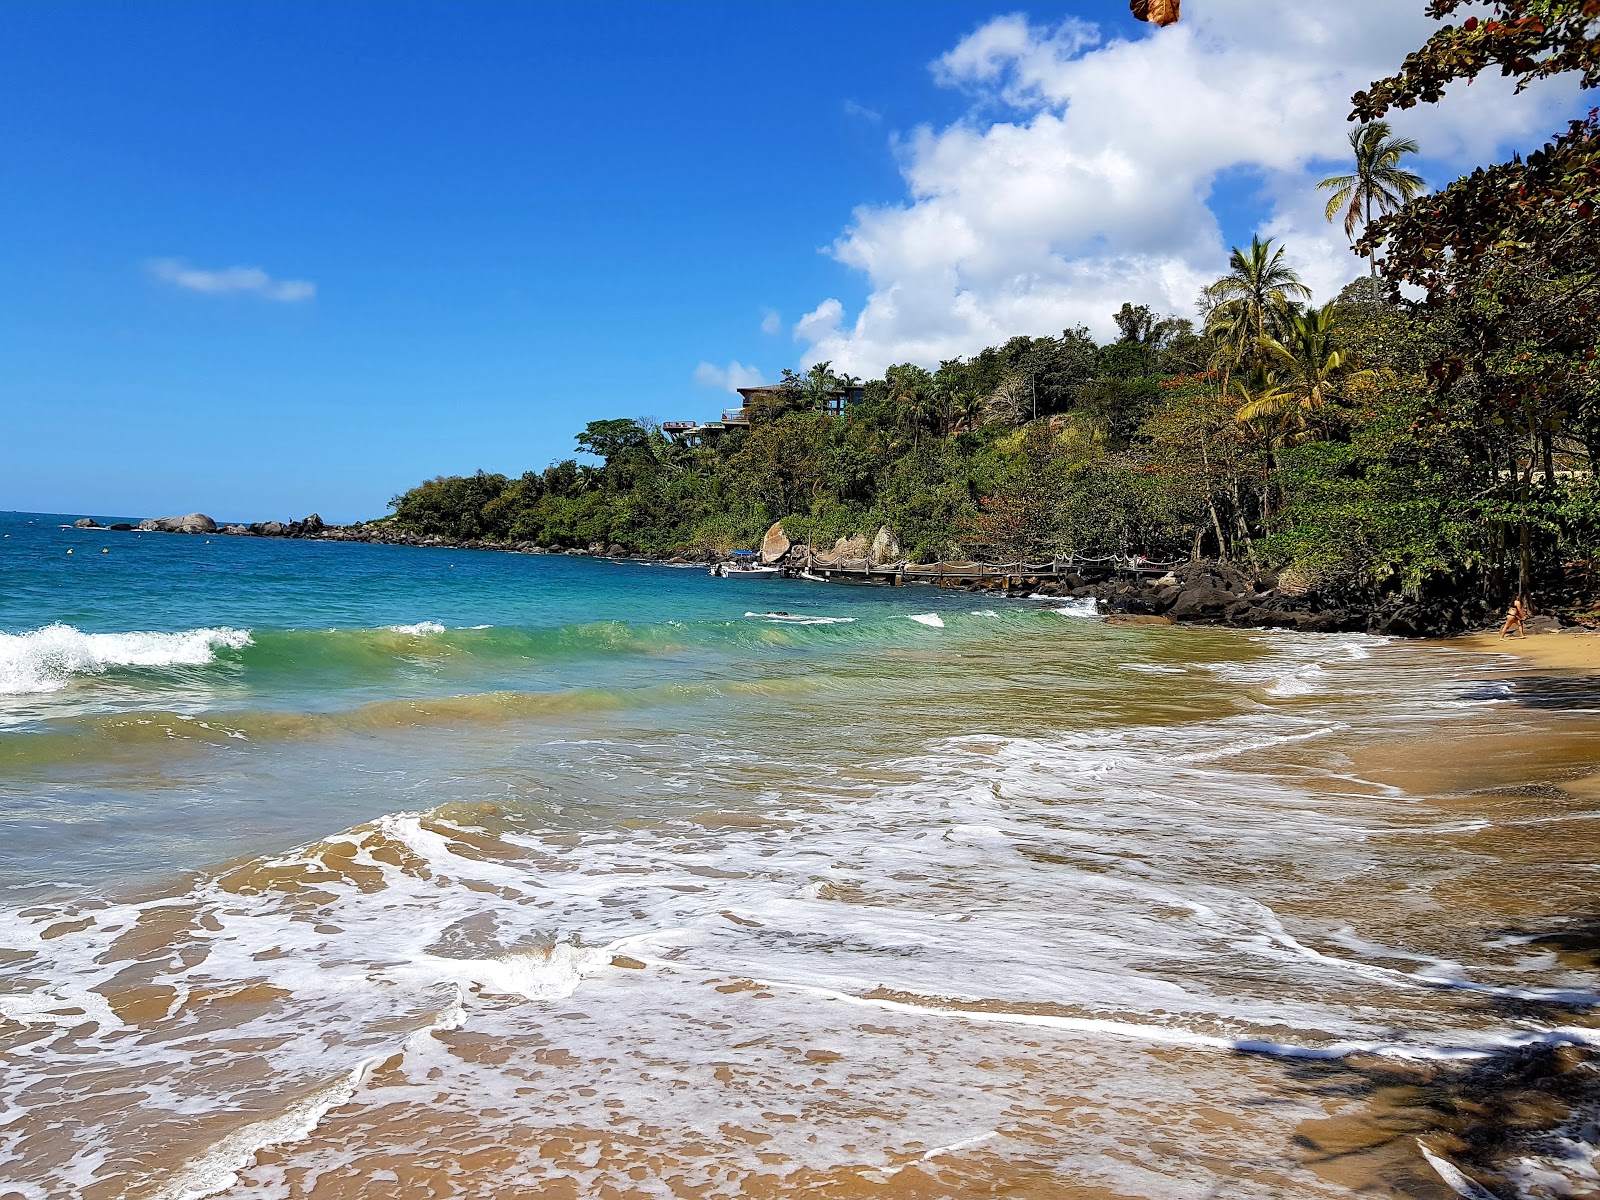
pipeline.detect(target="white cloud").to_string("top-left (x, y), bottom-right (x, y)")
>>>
top-left (797, 1), bottom-right (1581, 376)
top-left (151, 259), bottom-right (316, 302)
top-left (693, 360), bottom-right (765, 393)
top-left (760, 308), bottom-right (782, 335)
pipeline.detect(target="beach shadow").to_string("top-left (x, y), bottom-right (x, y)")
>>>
top-left (1266, 920), bottom-right (1600, 1197)
top-left (1497, 674), bottom-right (1600, 710)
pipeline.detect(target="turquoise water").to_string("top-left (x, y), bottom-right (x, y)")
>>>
top-left (4, 509), bottom-right (1598, 1199)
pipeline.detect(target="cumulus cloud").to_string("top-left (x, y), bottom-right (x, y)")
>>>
top-left (151, 259), bottom-right (316, 302)
top-left (797, 1), bottom-right (1581, 376)
top-left (760, 308), bottom-right (782, 335)
top-left (693, 360), bottom-right (765, 393)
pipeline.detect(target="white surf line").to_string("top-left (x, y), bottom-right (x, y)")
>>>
top-left (876, 1129), bottom-right (1001, 1179)
top-left (1418, 1142), bottom-right (1502, 1200)
top-left (608, 940), bottom-right (1600, 1064)
top-left (157, 984), bottom-right (469, 1200)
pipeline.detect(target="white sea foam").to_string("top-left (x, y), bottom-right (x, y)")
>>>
top-left (907, 613), bottom-right (944, 627)
top-left (387, 621), bottom-right (446, 636)
top-left (743, 612), bottom-right (856, 625)
top-left (0, 623), bottom-right (252, 695)
top-left (1050, 598), bottom-right (1100, 618)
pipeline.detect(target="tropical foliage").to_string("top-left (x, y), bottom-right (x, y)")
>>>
top-left (389, 2), bottom-right (1600, 613)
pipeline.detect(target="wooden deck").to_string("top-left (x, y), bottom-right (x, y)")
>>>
top-left (796, 553), bottom-right (1182, 590)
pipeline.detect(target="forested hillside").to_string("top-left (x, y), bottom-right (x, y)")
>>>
top-left (388, 1), bottom-right (1600, 615)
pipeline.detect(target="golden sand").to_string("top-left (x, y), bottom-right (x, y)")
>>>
top-left (1448, 628), bottom-right (1600, 672)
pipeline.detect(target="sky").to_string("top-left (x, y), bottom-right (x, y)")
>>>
top-left (0, 1), bottom-right (1585, 523)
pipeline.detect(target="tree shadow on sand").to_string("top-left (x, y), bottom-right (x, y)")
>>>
top-left (1268, 916), bottom-right (1600, 1198)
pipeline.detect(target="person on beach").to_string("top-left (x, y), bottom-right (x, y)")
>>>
top-left (1500, 597), bottom-right (1529, 639)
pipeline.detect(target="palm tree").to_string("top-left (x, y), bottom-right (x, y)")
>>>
top-left (1202, 236), bottom-right (1312, 377)
top-left (949, 389), bottom-right (985, 434)
top-left (1317, 120), bottom-right (1425, 275)
top-left (1253, 303), bottom-right (1374, 439)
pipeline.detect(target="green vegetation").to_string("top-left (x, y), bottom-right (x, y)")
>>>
top-left (390, 1), bottom-right (1599, 612)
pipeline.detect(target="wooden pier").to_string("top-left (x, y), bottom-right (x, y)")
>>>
top-left (796, 552), bottom-right (1183, 591)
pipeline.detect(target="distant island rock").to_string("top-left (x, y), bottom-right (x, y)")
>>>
top-left (136, 513), bottom-right (217, 534)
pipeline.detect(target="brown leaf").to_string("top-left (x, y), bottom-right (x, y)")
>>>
top-left (1130, 0), bottom-right (1180, 27)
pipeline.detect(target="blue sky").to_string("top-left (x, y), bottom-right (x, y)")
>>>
top-left (0, 2), bottom-right (1582, 522)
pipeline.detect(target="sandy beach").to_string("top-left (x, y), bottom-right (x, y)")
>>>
top-left (1449, 628), bottom-right (1600, 672)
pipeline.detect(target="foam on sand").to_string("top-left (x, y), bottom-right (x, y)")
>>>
top-left (0, 623), bottom-right (253, 695)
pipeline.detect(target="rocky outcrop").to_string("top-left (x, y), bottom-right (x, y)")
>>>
top-left (760, 521), bottom-right (791, 564)
top-left (869, 526), bottom-right (901, 566)
top-left (73, 517), bottom-right (101, 529)
top-left (136, 513), bottom-right (216, 534)
top-left (252, 521), bottom-right (287, 537)
top-left (1046, 558), bottom-right (1496, 637)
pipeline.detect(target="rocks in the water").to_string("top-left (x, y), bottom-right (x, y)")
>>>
top-left (869, 525), bottom-right (901, 566)
top-left (1167, 585), bottom-right (1236, 620)
top-left (73, 517), bottom-right (101, 529)
top-left (760, 521), bottom-right (791, 564)
top-left (136, 513), bottom-right (216, 534)
top-left (108, 523), bottom-right (133, 532)
top-left (252, 521), bottom-right (287, 537)
top-left (221, 524), bottom-right (250, 536)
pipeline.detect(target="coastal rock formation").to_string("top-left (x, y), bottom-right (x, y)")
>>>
top-left (869, 526), bottom-right (901, 566)
top-left (136, 514), bottom-right (217, 534)
top-left (73, 518), bottom-right (101, 529)
top-left (760, 521), bottom-right (790, 564)
top-left (252, 521), bottom-right (287, 537)
top-left (825, 535), bottom-right (869, 563)
top-left (221, 525), bottom-right (250, 536)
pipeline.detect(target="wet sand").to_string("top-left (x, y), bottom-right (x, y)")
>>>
top-left (1450, 628), bottom-right (1600, 672)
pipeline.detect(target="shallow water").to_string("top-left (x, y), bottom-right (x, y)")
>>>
top-left (2, 512), bottom-right (1597, 1198)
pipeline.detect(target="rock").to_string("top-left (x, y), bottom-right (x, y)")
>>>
top-left (221, 524), bottom-right (250, 536)
top-left (1149, 584), bottom-right (1182, 612)
top-left (868, 525), bottom-right (901, 566)
top-left (1524, 615), bottom-right (1562, 635)
top-left (760, 521), bottom-right (791, 564)
top-left (73, 517), bottom-right (100, 529)
top-left (606, 543), bottom-right (626, 558)
top-left (253, 521), bottom-right (287, 537)
top-left (300, 513), bottom-right (325, 533)
top-left (108, 522), bottom-right (133, 532)
top-left (1168, 585), bottom-right (1237, 620)
top-left (137, 515), bottom-right (212, 533)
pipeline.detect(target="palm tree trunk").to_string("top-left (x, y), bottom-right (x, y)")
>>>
top-left (1366, 192), bottom-right (1375, 277)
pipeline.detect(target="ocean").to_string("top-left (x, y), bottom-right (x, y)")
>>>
top-left (2, 510), bottom-right (1598, 1198)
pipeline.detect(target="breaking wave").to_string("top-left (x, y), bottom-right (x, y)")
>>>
top-left (0, 623), bottom-right (253, 695)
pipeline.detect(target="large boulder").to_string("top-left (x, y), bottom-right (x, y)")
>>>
top-left (760, 521), bottom-right (791, 564)
top-left (108, 523), bottom-right (133, 532)
top-left (869, 525), bottom-right (901, 566)
top-left (1168, 585), bottom-right (1237, 621)
top-left (176, 513), bottom-right (216, 534)
top-left (828, 535), bottom-right (870, 563)
top-left (73, 517), bottom-right (101, 529)
top-left (253, 521), bottom-right (287, 537)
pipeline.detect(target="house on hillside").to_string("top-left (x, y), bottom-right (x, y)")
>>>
top-left (663, 383), bottom-right (865, 444)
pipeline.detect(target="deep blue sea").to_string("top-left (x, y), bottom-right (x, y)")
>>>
top-left (2, 510), bottom-right (1596, 1199)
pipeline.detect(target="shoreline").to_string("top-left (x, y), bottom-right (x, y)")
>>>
top-left (1446, 630), bottom-right (1600, 673)
top-left (62, 513), bottom-right (1596, 642)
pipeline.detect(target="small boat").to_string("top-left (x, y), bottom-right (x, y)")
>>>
top-left (711, 562), bottom-right (782, 578)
